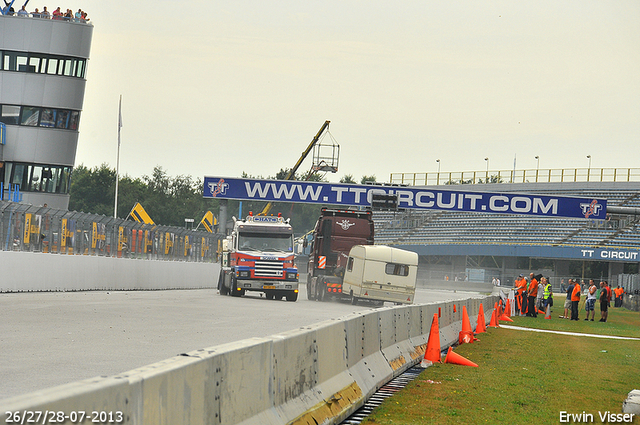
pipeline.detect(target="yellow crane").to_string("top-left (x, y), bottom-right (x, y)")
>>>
top-left (259, 120), bottom-right (333, 216)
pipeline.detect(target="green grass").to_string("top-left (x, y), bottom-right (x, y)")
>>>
top-left (364, 303), bottom-right (640, 425)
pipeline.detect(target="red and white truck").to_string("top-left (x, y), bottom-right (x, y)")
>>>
top-left (218, 213), bottom-right (299, 301)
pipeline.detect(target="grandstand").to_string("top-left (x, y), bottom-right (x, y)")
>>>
top-left (372, 176), bottom-right (640, 291)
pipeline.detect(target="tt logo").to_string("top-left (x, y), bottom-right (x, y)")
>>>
top-left (337, 220), bottom-right (356, 230)
top-left (580, 200), bottom-right (602, 218)
top-left (208, 179), bottom-right (229, 197)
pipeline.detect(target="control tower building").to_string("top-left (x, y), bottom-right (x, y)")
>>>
top-left (0, 13), bottom-right (93, 209)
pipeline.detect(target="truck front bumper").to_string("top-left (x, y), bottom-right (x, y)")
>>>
top-left (236, 279), bottom-right (299, 292)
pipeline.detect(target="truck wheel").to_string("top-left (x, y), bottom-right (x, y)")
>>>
top-left (275, 294), bottom-right (283, 301)
top-left (318, 282), bottom-right (326, 302)
top-left (266, 292), bottom-right (275, 300)
top-left (230, 277), bottom-right (242, 297)
top-left (219, 271), bottom-right (229, 296)
top-left (307, 280), bottom-right (315, 301)
top-left (286, 292), bottom-right (298, 302)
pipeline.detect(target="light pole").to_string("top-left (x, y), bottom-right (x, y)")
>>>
top-left (587, 155), bottom-right (591, 182)
top-left (535, 155), bottom-right (539, 182)
top-left (484, 157), bottom-right (489, 183)
top-left (436, 159), bottom-right (441, 185)
top-left (114, 95), bottom-right (122, 218)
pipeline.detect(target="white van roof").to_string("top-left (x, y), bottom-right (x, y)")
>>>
top-left (350, 245), bottom-right (418, 266)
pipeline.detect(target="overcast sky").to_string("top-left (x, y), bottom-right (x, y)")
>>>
top-left (72, 1), bottom-right (640, 184)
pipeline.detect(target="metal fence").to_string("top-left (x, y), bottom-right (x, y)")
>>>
top-left (617, 274), bottom-right (640, 294)
top-left (0, 200), bottom-right (221, 262)
top-left (390, 168), bottom-right (640, 186)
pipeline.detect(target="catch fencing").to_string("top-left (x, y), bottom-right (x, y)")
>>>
top-left (390, 167), bottom-right (640, 186)
top-left (617, 274), bottom-right (640, 294)
top-left (0, 200), bottom-right (221, 263)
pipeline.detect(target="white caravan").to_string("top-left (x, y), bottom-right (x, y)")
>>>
top-left (342, 245), bottom-right (418, 305)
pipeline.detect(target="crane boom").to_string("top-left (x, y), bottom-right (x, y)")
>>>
top-left (260, 120), bottom-right (330, 216)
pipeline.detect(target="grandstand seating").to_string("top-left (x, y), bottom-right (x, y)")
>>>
top-left (373, 185), bottom-right (640, 249)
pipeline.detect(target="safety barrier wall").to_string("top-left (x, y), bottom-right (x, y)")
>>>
top-left (0, 295), bottom-right (499, 425)
top-left (0, 251), bottom-right (219, 292)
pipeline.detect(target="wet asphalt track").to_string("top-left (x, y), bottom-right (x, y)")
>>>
top-left (0, 284), bottom-right (485, 400)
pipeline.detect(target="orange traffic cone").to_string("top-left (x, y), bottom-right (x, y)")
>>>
top-left (476, 304), bottom-right (487, 334)
top-left (538, 308), bottom-right (546, 315)
top-left (489, 306), bottom-right (500, 328)
top-left (505, 299), bottom-right (512, 317)
top-left (499, 301), bottom-right (513, 322)
top-left (444, 347), bottom-right (478, 367)
top-left (421, 313), bottom-right (442, 367)
top-left (499, 314), bottom-right (514, 322)
top-left (453, 304), bottom-right (457, 313)
top-left (459, 305), bottom-right (477, 344)
top-left (459, 330), bottom-right (475, 344)
top-left (544, 304), bottom-right (551, 320)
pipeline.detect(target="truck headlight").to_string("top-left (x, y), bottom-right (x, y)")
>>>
top-left (237, 270), bottom-right (250, 278)
top-left (286, 272), bottom-right (298, 280)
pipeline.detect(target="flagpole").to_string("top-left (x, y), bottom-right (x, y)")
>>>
top-left (114, 95), bottom-right (122, 218)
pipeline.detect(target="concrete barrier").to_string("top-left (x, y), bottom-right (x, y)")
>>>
top-left (622, 294), bottom-right (640, 312)
top-left (623, 390), bottom-right (640, 415)
top-left (0, 251), bottom-right (218, 292)
top-left (0, 296), bottom-right (498, 424)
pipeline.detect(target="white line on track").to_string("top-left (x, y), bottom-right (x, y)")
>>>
top-left (499, 324), bottom-right (640, 341)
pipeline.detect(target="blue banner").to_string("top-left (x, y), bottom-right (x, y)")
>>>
top-left (401, 244), bottom-right (640, 263)
top-left (203, 177), bottom-right (608, 220)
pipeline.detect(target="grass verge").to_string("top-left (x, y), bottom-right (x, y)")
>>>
top-left (364, 303), bottom-right (640, 425)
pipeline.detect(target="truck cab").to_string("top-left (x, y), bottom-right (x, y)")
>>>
top-left (307, 207), bottom-right (374, 301)
top-left (218, 213), bottom-right (299, 301)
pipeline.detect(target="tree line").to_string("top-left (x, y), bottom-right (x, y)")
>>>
top-left (68, 164), bottom-right (377, 234)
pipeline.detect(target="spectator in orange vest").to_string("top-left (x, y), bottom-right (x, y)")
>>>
top-left (562, 278), bottom-right (574, 319)
top-left (614, 286), bottom-right (624, 307)
top-left (527, 273), bottom-right (538, 317)
top-left (605, 281), bottom-right (612, 308)
top-left (514, 274), bottom-right (527, 316)
top-left (570, 279), bottom-right (581, 320)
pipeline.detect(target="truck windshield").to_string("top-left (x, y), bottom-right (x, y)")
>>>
top-left (238, 232), bottom-right (293, 252)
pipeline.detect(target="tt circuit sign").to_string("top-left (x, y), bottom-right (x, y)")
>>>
top-left (581, 249), bottom-right (639, 261)
top-left (203, 177), bottom-right (608, 220)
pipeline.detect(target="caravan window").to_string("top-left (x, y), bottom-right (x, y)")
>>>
top-left (385, 263), bottom-right (409, 277)
top-left (347, 257), bottom-right (354, 272)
